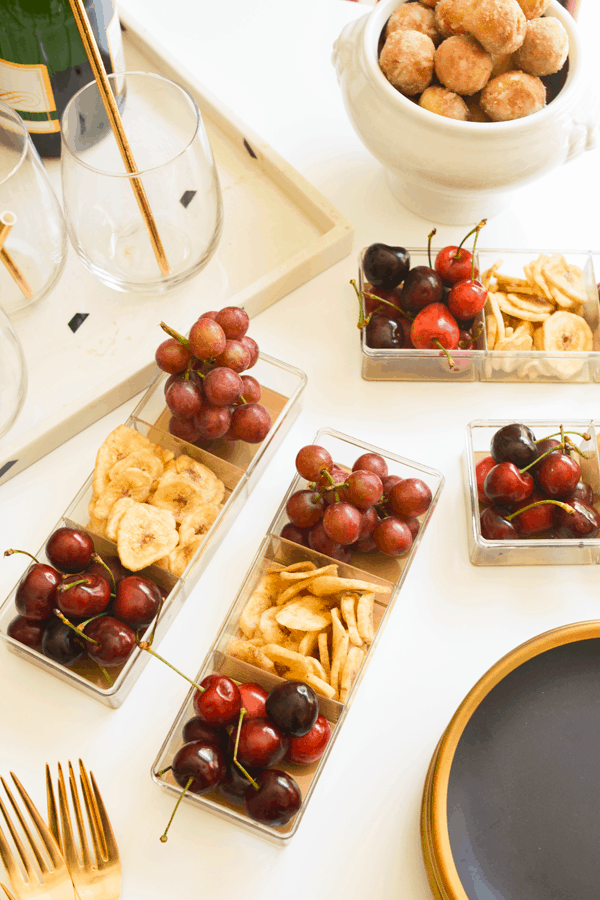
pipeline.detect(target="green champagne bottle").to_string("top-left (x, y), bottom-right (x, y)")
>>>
top-left (0, 0), bottom-right (125, 157)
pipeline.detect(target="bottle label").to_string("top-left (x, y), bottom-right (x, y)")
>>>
top-left (0, 57), bottom-right (59, 134)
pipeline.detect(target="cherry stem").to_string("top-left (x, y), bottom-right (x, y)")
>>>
top-left (351, 279), bottom-right (369, 329)
top-left (469, 219), bottom-right (486, 283)
top-left (157, 765), bottom-right (172, 777)
top-left (4, 549), bottom-right (39, 564)
top-left (160, 776), bottom-right (193, 843)
top-left (427, 229), bottom-right (436, 269)
top-left (350, 280), bottom-right (406, 328)
top-left (506, 499), bottom-right (575, 521)
top-left (91, 553), bottom-right (116, 593)
top-left (137, 642), bottom-right (205, 694)
top-left (160, 321), bottom-right (191, 351)
top-left (232, 708), bottom-right (259, 790)
top-left (454, 219), bottom-right (487, 260)
top-left (57, 578), bottom-right (89, 592)
top-left (536, 430), bottom-right (591, 443)
top-left (96, 662), bottom-right (114, 686)
top-left (519, 442), bottom-right (567, 474)
top-left (53, 610), bottom-right (100, 645)
top-left (433, 338), bottom-right (455, 369)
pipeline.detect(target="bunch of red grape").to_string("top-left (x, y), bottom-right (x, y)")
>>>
top-left (280, 444), bottom-right (433, 561)
top-left (356, 222), bottom-right (488, 366)
top-left (155, 306), bottom-right (272, 445)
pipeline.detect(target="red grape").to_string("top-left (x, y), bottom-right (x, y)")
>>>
top-left (389, 478), bottom-right (432, 517)
top-left (358, 506), bottom-right (378, 539)
top-left (308, 521), bottom-right (342, 557)
top-left (322, 502), bottom-right (362, 545)
top-left (165, 377), bottom-right (203, 420)
top-left (344, 470), bottom-right (383, 509)
top-left (352, 452), bottom-right (388, 480)
top-left (189, 318), bottom-right (227, 360)
top-left (194, 405), bottom-right (231, 441)
top-left (373, 517), bottom-right (412, 556)
top-left (239, 375), bottom-right (261, 404)
top-left (231, 404), bottom-right (271, 443)
top-left (240, 336), bottom-right (259, 368)
top-left (168, 416), bottom-right (201, 443)
top-left (155, 338), bottom-right (191, 374)
top-left (280, 523), bottom-right (310, 547)
top-left (215, 306), bottom-right (250, 340)
top-left (215, 340), bottom-right (251, 373)
top-left (286, 490), bottom-right (325, 528)
top-left (295, 445), bottom-right (333, 481)
top-left (203, 367), bottom-right (243, 407)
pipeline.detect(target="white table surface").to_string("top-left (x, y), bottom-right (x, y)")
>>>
top-left (1, 1), bottom-right (600, 898)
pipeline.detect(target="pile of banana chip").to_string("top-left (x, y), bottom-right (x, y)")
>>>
top-left (227, 561), bottom-right (391, 703)
top-left (88, 425), bottom-right (225, 575)
top-left (482, 253), bottom-right (593, 355)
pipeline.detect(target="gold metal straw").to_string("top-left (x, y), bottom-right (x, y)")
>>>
top-left (0, 210), bottom-right (33, 299)
top-left (66, 0), bottom-right (171, 276)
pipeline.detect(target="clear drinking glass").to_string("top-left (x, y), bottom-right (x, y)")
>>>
top-left (0, 101), bottom-right (67, 316)
top-left (60, 72), bottom-right (223, 293)
top-left (0, 301), bottom-right (27, 441)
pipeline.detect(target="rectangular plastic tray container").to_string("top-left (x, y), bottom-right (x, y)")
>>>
top-left (0, 354), bottom-right (306, 706)
top-left (360, 249), bottom-right (598, 383)
top-left (151, 428), bottom-right (444, 841)
top-left (463, 419), bottom-right (600, 566)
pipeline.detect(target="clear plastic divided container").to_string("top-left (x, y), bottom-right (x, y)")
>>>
top-left (360, 249), bottom-right (599, 383)
top-left (0, 354), bottom-right (306, 707)
top-left (151, 428), bottom-right (444, 842)
top-left (463, 419), bottom-right (600, 567)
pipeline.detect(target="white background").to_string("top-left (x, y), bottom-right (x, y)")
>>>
top-left (1, 1), bottom-right (600, 898)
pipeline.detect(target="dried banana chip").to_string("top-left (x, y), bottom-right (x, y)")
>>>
top-left (117, 503), bottom-right (178, 571)
top-left (163, 455), bottom-right (225, 505)
top-left (167, 535), bottom-right (203, 577)
top-left (239, 573), bottom-right (280, 638)
top-left (93, 467), bottom-right (153, 521)
top-left (305, 673), bottom-right (335, 700)
top-left (485, 314), bottom-right (497, 351)
top-left (150, 474), bottom-right (206, 523)
top-left (178, 503), bottom-right (221, 544)
top-left (318, 632), bottom-right (331, 679)
top-left (308, 575), bottom-right (390, 596)
top-left (109, 448), bottom-right (164, 487)
top-left (356, 592), bottom-right (375, 644)
top-left (340, 592), bottom-right (362, 647)
top-left (227, 639), bottom-right (276, 673)
top-left (543, 255), bottom-right (587, 304)
top-left (93, 425), bottom-right (151, 497)
top-left (339, 645), bottom-right (365, 704)
top-left (275, 596), bottom-right (332, 631)
top-left (106, 497), bottom-right (136, 542)
top-left (542, 311), bottom-right (593, 352)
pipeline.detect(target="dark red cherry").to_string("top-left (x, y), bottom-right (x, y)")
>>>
top-left (555, 501), bottom-right (600, 539)
top-left (84, 616), bottom-right (136, 667)
top-left (45, 528), bottom-right (94, 574)
top-left (219, 756), bottom-right (261, 805)
top-left (15, 563), bottom-right (61, 621)
top-left (363, 243), bottom-right (410, 290)
top-left (537, 453), bottom-right (581, 499)
top-left (265, 682), bottom-right (319, 737)
top-left (490, 423), bottom-right (538, 467)
top-left (57, 573), bottom-right (111, 619)
top-left (112, 575), bottom-right (162, 628)
top-left (401, 266), bottom-right (443, 313)
top-left (511, 492), bottom-right (556, 536)
top-left (193, 675), bottom-right (242, 728)
top-left (182, 717), bottom-right (226, 751)
top-left (171, 740), bottom-right (226, 795)
top-left (285, 714), bottom-right (332, 765)
top-left (365, 315), bottom-right (401, 350)
top-left (42, 617), bottom-right (84, 666)
top-left (85, 555), bottom-right (131, 590)
top-left (483, 462), bottom-right (534, 508)
top-left (244, 769), bottom-right (301, 827)
top-left (229, 717), bottom-right (288, 769)
top-left (480, 506), bottom-right (518, 540)
top-left (7, 616), bottom-right (45, 651)
top-left (566, 481), bottom-right (594, 506)
top-left (447, 279), bottom-right (487, 320)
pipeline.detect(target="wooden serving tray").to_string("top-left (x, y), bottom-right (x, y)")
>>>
top-left (0, 10), bottom-right (353, 485)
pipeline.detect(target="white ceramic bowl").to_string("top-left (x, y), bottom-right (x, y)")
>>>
top-left (333, 0), bottom-right (599, 223)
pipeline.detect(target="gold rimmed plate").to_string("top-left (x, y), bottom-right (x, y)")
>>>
top-left (425, 621), bottom-right (600, 900)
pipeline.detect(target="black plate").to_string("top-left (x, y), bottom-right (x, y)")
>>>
top-left (446, 637), bottom-right (600, 900)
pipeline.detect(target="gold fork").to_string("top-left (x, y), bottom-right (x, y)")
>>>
top-left (46, 761), bottom-right (121, 900)
top-left (0, 772), bottom-right (75, 900)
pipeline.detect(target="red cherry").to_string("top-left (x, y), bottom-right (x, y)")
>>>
top-left (193, 675), bottom-right (242, 727)
top-left (45, 528), bottom-right (94, 574)
top-left (434, 246), bottom-right (477, 285)
top-left (84, 616), bottom-right (136, 667)
top-left (57, 572), bottom-right (111, 619)
top-left (112, 575), bottom-right (162, 628)
top-left (511, 492), bottom-right (556, 536)
top-left (475, 456), bottom-right (496, 504)
top-left (285, 714), bottom-right (332, 765)
top-left (238, 682), bottom-right (268, 719)
top-left (410, 303), bottom-right (460, 353)
top-left (480, 505), bottom-right (518, 540)
top-left (15, 563), bottom-right (61, 622)
top-left (537, 453), bottom-right (581, 499)
top-left (483, 462), bottom-right (534, 508)
top-left (447, 279), bottom-right (487, 320)
top-left (243, 769), bottom-right (301, 827)
top-left (229, 717), bottom-right (288, 768)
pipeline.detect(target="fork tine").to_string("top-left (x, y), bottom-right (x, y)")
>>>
top-left (1, 883), bottom-right (18, 900)
top-left (0, 818), bottom-right (26, 891)
top-left (45, 766), bottom-right (60, 849)
top-left (0, 779), bottom-right (42, 877)
top-left (87, 769), bottom-right (118, 865)
top-left (9, 773), bottom-right (65, 872)
top-left (57, 765), bottom-right (85, 875)
top-left (66, 764), bottom-right (91, 872)
top-left (77, 764), bottom-right (108, 865)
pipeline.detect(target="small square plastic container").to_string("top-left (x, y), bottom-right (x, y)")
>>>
top-left (463, 419), bottom-right (600, 567)
top-left (0, 354), bottom-right (306, 706)
top-left (359, 248), bottom-right (599, 383)
top-left (0, 523), bottom-right (181, 708)
top-left (151, 428), bottom-right (444, 842)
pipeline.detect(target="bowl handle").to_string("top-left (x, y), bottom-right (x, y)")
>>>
top-left (565, 86), bottom-right (600, 162)
top-left (332, 14), bottom-right (368, 83)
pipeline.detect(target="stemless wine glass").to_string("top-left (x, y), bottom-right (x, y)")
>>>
top-left (60, 72), bottom-right (223, 293)
top-left (0, 101), bottom-right (67, 316)
top-left (0, 300), bottom-right (27, 441)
